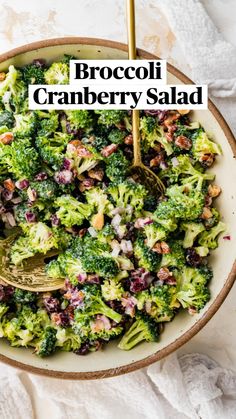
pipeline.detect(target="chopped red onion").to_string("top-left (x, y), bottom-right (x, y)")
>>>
top-left (50, 214), bottom-right (60, 226)
top-left (223, 235), bottom-right (231, 240)
top-left (15, 179), bottom-right (29, 190)
top-left (159, 161), bottom-right (168, 170)
top-left (171, 157), bottom-right (179, 167)
top-left (11, 197), bottom-right (22, 204)
top-left (54, 170), bottom-right (73, 185)
top-left (34, 172), bottom-right (48, 181)
top-left (63, 158), bottom-right (74, 171)
top-left (2, 189), bottom-right (13, 201)
top-left (111, 213), bottom-right (122, 228)
top-left (5, 212), bottom-right (16, 227)
top-left (27, 187), bottom-right (37, 202)
top-left (25, 211), bottom-right (37, 223)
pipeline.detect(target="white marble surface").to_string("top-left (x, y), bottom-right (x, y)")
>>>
top-left (0, 1), bottom-right (235, 417)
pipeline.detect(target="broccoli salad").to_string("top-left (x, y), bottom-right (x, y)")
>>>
top-left (0, 57), bottom-right (226, 357)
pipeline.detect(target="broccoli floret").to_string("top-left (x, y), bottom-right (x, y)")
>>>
top-left (101, 279), bottom-right (124, 301)
top-left (107, 181), bottom-right (146, 219)
top-left (0, 65), bottom-right (27, 113)
top-left (85, 187), bottom-right (113, 230)
top-left (13, 112), bottom-right (37, 138)
top-left (108, 128), bottom-right (126, 144)
top-left (54, 195), bottom-right (93, 227)
top-left (34, 326), bottom-right (57, 357)
top-left (36, 132), bottom-right (70, 170)
top-left (143, 195), bottom-right (158, 212)
top-left (180, 222), bottom-right (205, 248)
top-left (45, 259), bottom-right (65, 280)
top-left (10, 236), bottom-right (35, 265)
top-left (163, 155), bottom-right (215, 188)
top-left (90, 317), bottom-right (123, 341)
top-left (7, 139), bottom-right (40, 180)
top-left (140, 116), bottom-right (173, 156)
top-left (0, 303), bottom-right (9, 337)
top-left (105, 150), bottom-right (130, 182)
top-left (81, 254), bottom-right (119, 278)
top-left (143, 222), bottom-right (167, 249)
top-left (118, 313), bottom-right (159, 350)
top-left (137, 284), bottom-right (178, 322)
top-left (29, 180), bottom-right (58, 200)
top-left (160, 240), bottom-right (185, 268)
top-left (37, 112), bottom-right (59, 137)
top-left (198, 221), bottom-right (226, 250)
top-left (65, 142), bottom-right (99, 176)
top-left (153, 216), bottom-right (178, 232)
top-left (175, 266), bottom-right (212, 311)
top-left (56, 327), bottom-right (81, 352)
top-left (3, 317), bottom-right (34, 347)
top-left (49, 251), bottom-right (86, 285)
top-left (92, 135), bottom-right (109, 152)
top-left (165, 184), bottom-right (205, 220)
top-left (65, 110), bottom-right (93, 130)
top-left (95, 110), bottom-right (126, 127)
top-left (21, 63), bottom-right (45, 85)
top-left (203, 207), bottom-right (220, 229)
top-left (96, 224), bottom-right (115, 244)
top-left (192, 130), bottom-right (222, 160)
top-left (44, 62), bottom-right (69, 85)
top-left (134, 236), bottom-right (160, 271)
top-left (13, 288), bottom-right (36, 304)
top-left (0, 110), bottom-right (14, 128)
top-left (75, 284), bottom-right (122, 323)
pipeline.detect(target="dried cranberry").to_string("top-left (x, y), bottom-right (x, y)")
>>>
top-left (186, 248), bottom-right (202, 267)
top-left (63, 158), bottom-right (73, 170)
top-left (75, 341), bottom-right (90, 355)
top-left (50, 214), bottom-right (60, 226)
top-left (0, 286), bottom-right (5, 302)
top-left (34, 172), bottom-right (48, 181)
top-left (25, 211), bottom-right (37, 223)
top-left (15, 179), bottom-right (29, 190)
top-left (43, 296), bottom-right (60, 313)
top-left (130, 268), bottom-right (154, 293)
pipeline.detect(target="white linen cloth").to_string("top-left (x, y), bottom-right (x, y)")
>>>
top-left (0, 1), bottom-right (236, 418)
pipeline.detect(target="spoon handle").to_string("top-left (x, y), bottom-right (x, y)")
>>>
top-left (126, 0), bottom-right (142, 166)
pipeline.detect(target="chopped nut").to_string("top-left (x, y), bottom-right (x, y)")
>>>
top-left (3, 179), bottom-right (15, 192)
top-left (88, 167), bottom-right (104, 181)
top-left (160, 241), bottom-right (170, 254)
top-left (157, 267), bottom-right (171, 281)
top-left (208, 184), bottom-right (221, 198)
top-left (124, 134), bottom-right (133, 145)
top-left (91, 212), bottom-right (104, 230)
top-left (165, 132), bottom-right (174, 142)
top-left (79, 228), bottom-right (87, 238)
top-left (27, 187), bottom-right (37, 202)
top-left (0, 72), bottom-right (6, 81)
top-left (77, 146), bottom-right (94, 157)
top-left (163, 112), bottom-right (180, 128)
top-left (152, 242), bottom-right (162, 253)
top-left (201, 207), bottom-right (213, 220)
top-left (0, 132), bottom-right (14, 145)
top-left (101, 143), bottom-right (118, 157)
top-left (175, 135), bottom-right (192, 150)
top-left (178, 109), bottom-right (190, 115)
top-left (68, 139), bottom-right (82, 147)
top-left (199, 153), bottom-right (215, 168)
top-left (79, 178), bottom-right (95, 192)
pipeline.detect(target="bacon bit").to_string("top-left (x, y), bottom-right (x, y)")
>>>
top-left (3, 179), bottom-right (15, 192)
top-left (91, 212), bottom-right (104, 230)
top-left (134, 217), bottom-right (153, 228)
top-left (91, 315), bottom-right (111, 332)
top-left (0, 72), bottom-right (6, 81)
top-left (208, 184), bottom-right (221, 198)
top-left (178, 109), bottom-right (190, 115)
top-left (150, 152), bottom-right (165, 167)
top-left (101, 143), bottom-right (118, 157)
top-left (124, 134), bottom-right (133, 145)
top-left (165, 132), bottom-right (174, 142)
top-left (121, 293), bottom-right (137, 318)
top-left (223, 235), bottom-right (231, 241)
top-left (0, 132), bottom-right (14, 145)
top-left (88, 167), bottom-right (104, 181)
top-left (201, 207), bottom-right (213, 220)
top-left (163, 112), bottom-right (180, 128)
top-left (199, 153), bottom-right (215, 167)
top-left (79, 178), bottom-right (95, 192)
top-left (175, 135), bottom-right (192, 150)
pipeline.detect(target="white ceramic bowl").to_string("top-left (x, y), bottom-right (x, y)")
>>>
top-left (0, 38), bottom-right (235, 379)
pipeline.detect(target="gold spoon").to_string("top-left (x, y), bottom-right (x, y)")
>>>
top-left (126, 0), bottom-right (165, 196)
top-left (0, 230), bottom-right (64, 292)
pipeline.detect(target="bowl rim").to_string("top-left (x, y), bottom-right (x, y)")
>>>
top-left (0, 37), bottom-right (235, 380)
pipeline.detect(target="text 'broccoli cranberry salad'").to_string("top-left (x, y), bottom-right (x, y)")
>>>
top-left (0, 57), bottom-right (226, 357)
